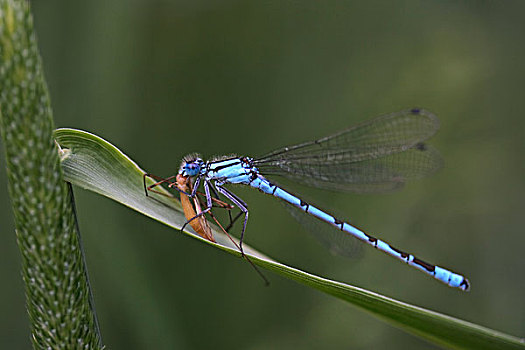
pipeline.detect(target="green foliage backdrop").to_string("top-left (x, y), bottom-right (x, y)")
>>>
top-left (1, 1), bottom-right (524, 349)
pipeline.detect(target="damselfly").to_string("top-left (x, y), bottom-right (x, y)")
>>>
top-left (145, 108), bottom-right (470, 291)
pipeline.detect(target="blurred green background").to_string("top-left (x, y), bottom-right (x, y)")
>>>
top-left (1, 1), bottom-right (524, 349)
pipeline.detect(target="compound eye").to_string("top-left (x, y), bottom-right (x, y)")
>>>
top-left (185, 162), bottom-right (200, 176)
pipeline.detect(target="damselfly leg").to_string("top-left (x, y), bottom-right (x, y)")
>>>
top-left (146, 172), bottom-right (269, 284)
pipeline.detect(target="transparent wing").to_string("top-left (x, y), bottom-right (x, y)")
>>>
top-left (282, 201), bottom-right (361, 258)
top-left (254, 109), bottom-right (442, 193)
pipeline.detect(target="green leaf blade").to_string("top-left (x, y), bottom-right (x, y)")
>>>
top-left (54, 128), bottom-right (525, 350)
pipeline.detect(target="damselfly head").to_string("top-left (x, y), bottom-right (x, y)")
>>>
top-left (179, 154), bottom-right (204, 177)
